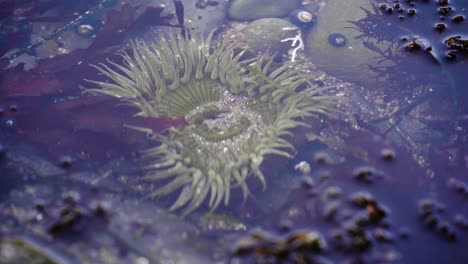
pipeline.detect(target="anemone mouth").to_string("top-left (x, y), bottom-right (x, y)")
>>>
top-left (185, 90), bottom-right (263, 145)
top-left (86, 31), bottom-right (338, 215)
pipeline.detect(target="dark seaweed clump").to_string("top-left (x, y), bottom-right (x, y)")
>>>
top-left (352, 0), bottom-right (467, 62)
top-left (346, 0), bottom-right (466, 150)
top-left (34, 192), bottom-right (110, 238)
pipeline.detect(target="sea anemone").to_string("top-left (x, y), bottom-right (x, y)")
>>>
top-left (86, 31), bottom-right (337, 215)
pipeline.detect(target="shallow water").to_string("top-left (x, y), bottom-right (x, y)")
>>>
top-left (1, 0), bottom-right (467, 263)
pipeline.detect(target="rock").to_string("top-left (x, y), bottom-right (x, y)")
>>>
top-left (228, 0), bottom-right (301, 21)
top-left (304, 0), bottom-right (393, 87)
top-left (242, 18), bottom-right (299, 55)
top-left (295, 161), bottom-right (311, 174)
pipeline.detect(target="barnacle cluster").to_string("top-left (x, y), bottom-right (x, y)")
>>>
top-left (87, 31), bottom-right (337, 215)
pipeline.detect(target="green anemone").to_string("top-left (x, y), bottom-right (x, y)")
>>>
top-left (87, 31), bottom-right (337, 215)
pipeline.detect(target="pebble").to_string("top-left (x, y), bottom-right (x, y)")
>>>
top-left (295, 161), bottom-right (311, 174)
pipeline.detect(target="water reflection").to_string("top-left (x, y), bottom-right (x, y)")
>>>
top-left (0, 0), bottom-right (467, 263)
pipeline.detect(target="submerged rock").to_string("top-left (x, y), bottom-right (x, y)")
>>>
top-left (305, 0), bottom-right (392, 87)
top-left (228, 0), bottom-right (301, 21)
top-left (242, 18), bottom-right (299, 55)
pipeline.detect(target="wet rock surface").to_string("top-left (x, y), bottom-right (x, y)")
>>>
top-left (0, 140), bottom-right (222, 263)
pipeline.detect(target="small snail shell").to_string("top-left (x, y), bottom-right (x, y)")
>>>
top-left (289, 9), bottom-right (315, 29)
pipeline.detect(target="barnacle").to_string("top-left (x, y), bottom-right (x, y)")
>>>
top-left (86, 31), bottom-right (337, 215)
